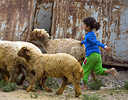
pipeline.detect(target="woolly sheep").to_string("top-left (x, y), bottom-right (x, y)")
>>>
top-left (30, 29), bottom-right (85, 65)
top-left (29, 29), bottom-right (97, 82)
top-left (0, 41), bottom-right (42, 83)
top-left (18, 46), bottom-right (84, 97)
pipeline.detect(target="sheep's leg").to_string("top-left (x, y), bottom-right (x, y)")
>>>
top-left (26, 74), bottom-right (34, 83)
top-left (56, 77), bottom-right (68, 95)
top-left (67, 76), bottom-right (81, 97)
top-left (17, 67), bottom-right (30, 85)
top-left (26, 74), bottom-right (36, 91)
top-left (41, 77), bottom-right (52, 92)
top-left (16, 68), bottom-right (25, 85)
top-left (7, 63), bottom-right (18, 83)
top-left (18, 65), bottom-right (35, 90)
top-left (8, 71), bottom-right (18, 83)
top-left (17, 75), bottom-right (25, 85)
top-left (91, 70), bottom-right (97, 82)
top-left (2, 74), bottom-right (8, 82)
top-left (26, 73), bottom-right (42, 92)
top-left (72, 81), bottom-right (81, 97)
top-left (22, 67), bottom-right (36, 91)
top-left (16, 57), bottom-right (34, 84)
top-left (38, 79), bottom-right (43, 89)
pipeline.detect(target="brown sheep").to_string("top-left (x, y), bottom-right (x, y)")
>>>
top-left (18, 46), bottom-right (84, 97)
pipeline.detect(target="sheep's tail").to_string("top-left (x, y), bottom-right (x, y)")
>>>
top-left (80, 68), bottom-right (84, 78)
top-left (73, 64), bottom-right (84, 80)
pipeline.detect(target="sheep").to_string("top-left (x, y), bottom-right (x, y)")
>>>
top-left (30, 29), bottom-right (85, 65)
top-left (29, 29), bottom-right (97, 82)
top-left (18, 46), bottom-right (84, 97)
top-left (0, 41), bottom-right (42, 83)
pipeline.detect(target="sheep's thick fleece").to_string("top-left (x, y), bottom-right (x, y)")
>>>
top-left (18, 47), bottom-right (84, 97)
top-left (29, 53), bottom-right (84, 79)
top-left (30, 29), bottom-right (85, 65)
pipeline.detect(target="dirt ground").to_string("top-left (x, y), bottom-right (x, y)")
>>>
top-left (0, 86), bottom-right (128, 100)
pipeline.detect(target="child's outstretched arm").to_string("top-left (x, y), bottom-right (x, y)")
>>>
top-left (88, 34), bottom-right (110, 52)
top-left (91, 40), bottom-right (110, 52)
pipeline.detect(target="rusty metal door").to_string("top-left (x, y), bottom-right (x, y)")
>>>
top-left (33, 0), bottom-right (53, 34)
top-left (0, 0), bottom-right (37, 41)
top-left (51, 0), bottom-right (128, 67)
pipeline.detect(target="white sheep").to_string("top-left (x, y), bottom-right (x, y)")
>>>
top-left (29, 29), bottom-right (97, 82)
top-left (0, 40), bottom-right (42, 83)
top-left (18, 46), bottom-right (84, 97)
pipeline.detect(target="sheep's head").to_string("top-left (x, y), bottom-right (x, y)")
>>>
top-left (18, 47), bottom-right (31, 62)
top-left (30, 29), bottom-right (50, 41)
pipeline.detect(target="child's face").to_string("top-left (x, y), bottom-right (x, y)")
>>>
top-left (83, 23), bottom-right (90, 32)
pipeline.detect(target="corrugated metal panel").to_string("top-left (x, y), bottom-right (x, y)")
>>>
top-left (51, 0), bottom-right (128, 67)
top-left (0, 0), bottom-right (37, 41)
top-left (33, 0), bottom-right (53, 33)
top-left (51, 0), bottom-right (71, 39)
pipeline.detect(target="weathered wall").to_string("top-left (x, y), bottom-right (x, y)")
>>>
top-left (33, 0), bottom-right (53, 34)
top-left (0, 0), bottom-right (127, 67)
top-left (0, 0), bottom-right (37, 41)
top-left (51, 0), bottom-right (128, 67)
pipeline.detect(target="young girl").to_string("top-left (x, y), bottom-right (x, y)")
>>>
top-left (80, 17), bottom-right (119, 89)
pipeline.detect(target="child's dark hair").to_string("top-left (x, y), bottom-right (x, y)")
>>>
top-left (83, 17), bottom-right (100, 31)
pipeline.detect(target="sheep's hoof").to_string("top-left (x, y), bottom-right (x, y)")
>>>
top-left (26, 86), bottom-right (31, 92)
top-left (31, 86), bottom-right (36, 92)
top-left (75, 93), bottom-right (81, 97)
top-left (56, 91), bottom-right (63, 95)
top-left (46, 88), bottom-right (52, 92)
top-left (26, 89), bottom-right (30, 92)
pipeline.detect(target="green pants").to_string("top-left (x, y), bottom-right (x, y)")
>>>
top-left (82, 53), bottom-right (107, 83)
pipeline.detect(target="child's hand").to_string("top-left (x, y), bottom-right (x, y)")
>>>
top-left (104, 46), bottom-right (110, 52)
top-left (80, 42), bottom-right (83, 45)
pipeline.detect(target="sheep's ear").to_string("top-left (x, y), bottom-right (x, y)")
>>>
top-left (23, 47), bottom-right (31, 56)
top-left (25, 50), bottom-right (31, 56)
top-left (30, 32), bottom-right (34, 38)
top-left (22, 46), bottom-right (27, 50)
top-left (37, 31), bottom-right (42, 37)
top-left (21, 46), bottom-right (29, 54)
top-left (20, 46), bottom-right (27, 52)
